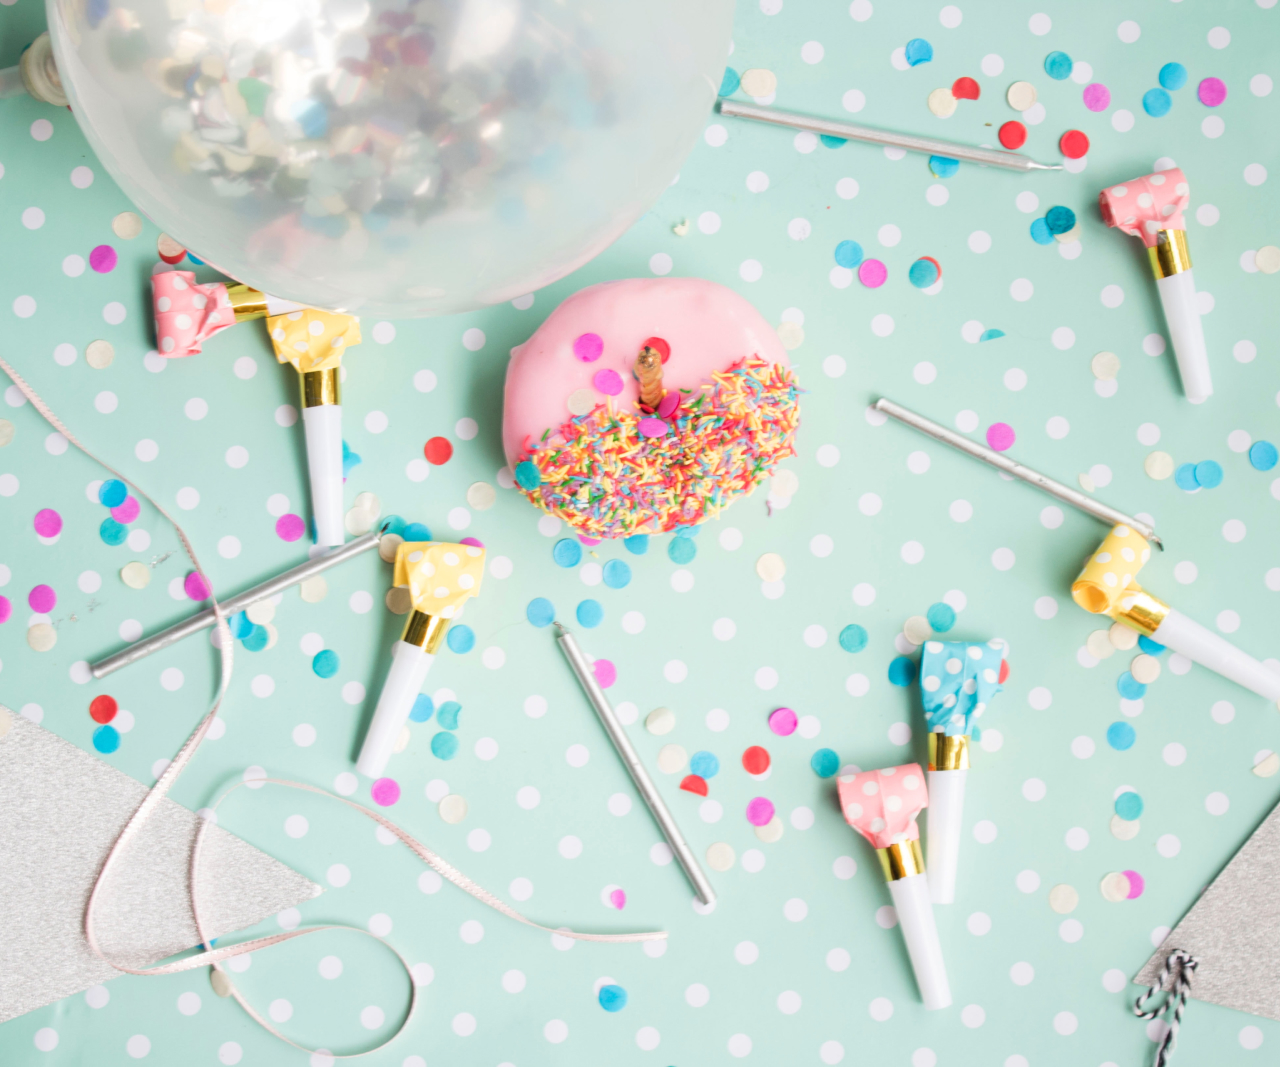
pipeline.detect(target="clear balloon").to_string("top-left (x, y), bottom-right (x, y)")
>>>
top-left (48, 0), bottom-right (733, 317)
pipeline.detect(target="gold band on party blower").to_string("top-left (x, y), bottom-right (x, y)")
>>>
top-left (301, 368), bottom-right (341, 408)
top-left (225, 284), bottom-right (272, 323)
top-left (928, 733), bottom-right (970, 772)
top-left (877, 839), bottom-right (926, 882)
top-left (402, 610), bottom-right (450, 654)
top-left (1148, 230), bottom-right (1192, 280)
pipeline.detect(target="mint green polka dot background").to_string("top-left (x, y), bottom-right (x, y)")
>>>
top-left (3, 0), bottom-right (1280, 1064)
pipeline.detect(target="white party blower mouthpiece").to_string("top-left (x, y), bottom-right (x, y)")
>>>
top-left (301, 377), bottom-right (345, 548)
top-left (1100, 168), bottom-right (1211, 403)
top-left (926, 740), bottom-right (968, 906)
top-left (838, 764), bottom-right (951, 1010)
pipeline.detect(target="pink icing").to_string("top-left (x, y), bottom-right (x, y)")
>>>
top-left (501, 278), bottom-right (789, 466)
top-left (1098, 167), bottom-right (1191, 248)
top-left (152, 271), bottom-right (235, 357)
top-left (837, 763), bottom-right (928, 850)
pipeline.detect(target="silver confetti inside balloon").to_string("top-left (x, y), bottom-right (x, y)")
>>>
top-left (48, 0), bottom-right (733, 317)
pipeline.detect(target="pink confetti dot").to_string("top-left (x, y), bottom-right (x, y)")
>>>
top-left (578, 535), bottom-right (602, 546)
top-left (768, 707), bottom-right (798, 736)
top-left (638, 418), bottom-right (669, 439)
top-left (184, 571), bottom-right (211, 601)
top-left (1198, 77), bottom-right (1227, 107)
top-left (593, 658), bottom-right (617, 688)
top-left (89, 244), bottom-right (118, 273)
top-left (746, 796), bottom-right (776, 827)
top-left (592, 369), bottom-right (623, 396)
top-left (573, 333), bottom-right (604, 362)
top-left (609, 888), bottom-right (627, 910)
top-left (0, 596), bottom-right (11, 624)
top-left (371, 777), bottom-right (401, 806)
top-left (33, 508), bottom-right (62, 538)
top-left (111, 496), bottom-right (140, 524)
top-left (657, 391), bottom-right (681, 419)
top-left (28, 584), bottom-right (56, 613)
top-left (1123, 869), bottom-right (1145, 899)
top-left (986, 423), bottom-right (1016, 451)
top-left (460, 537), bottom-right (484, 549)
top-left (275, 513), bottom-right (306, 542)
top-left (1082, 83), bottom-right (1111, 112)
top-left (858, 258), bottom-right (888, 288)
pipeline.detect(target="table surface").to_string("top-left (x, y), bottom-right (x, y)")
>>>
top-left (3, 0), bottom-right (1280, 1064)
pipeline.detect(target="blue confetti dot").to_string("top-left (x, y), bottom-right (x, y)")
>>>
top-left (926, 602), bottom-right (957, 633)
top-left (1138, 635), bottom-right (1166, 655)
top-left (675, 525), bottom-right (700, 538)
top-left (312, 650), bottom-right (340, 678)
top-left (928, 155), bottom-right (959, 178)
top-left (402, 522), bottom-right (431, 542)
top-left (93, 724), bottom-right (121, 753)
top-left (719, 66), bottom-right (740, 96)
top-left (514, 461), bottom-right (541, 490)
top-left (623, 534), bottom-right (650, 555)
top-left (1045, 206), bottom-right (1076, 234)
top-left (1115, 791), bottom-right (1144, 819)
top-left (380, 514), bottom-right (407, 537)
top-left (888, 656), bottom-right (917, 687)
top-left (839, 625), bottom-right (868, 653)
top-left (99, 517), bottom-right (127, 545)
top-left (819, 134), bottom-right (848, 149)
top-left (410, 694), bottom-right (435, 722)
top-left (598, 984), bottom-right (628, 1012)
top-left (908, 258), bottom-right (939, 289)
top-left (1159, 62), bottom-right (1188, 91)
top-left (553, 539), bottom-right (582, 567)
top-left (228, 611), bottom-right (253, 639)
top-left (810, 748), bottom-right (840, 778)
top-left (668, 537), bottom-right (697, 564)
top-left (1107, 721), bottom-right (1136, 750)
top-left (833, 240), bottom-right (864, 268)
top-left (978, 328), bottom-right (1006, 342)
top-left (1194, 460), bottom-right (1223, 488)
top-left (186, 253), bottom-right (204, 266)
top-left (1142, 88), bottom-right (1172, 117)
top-left (242, 624), bottom-right (269, 652)
top-left (447, 625), bottom-right (475, 653)
top-left (431, 731), bottom-right (459, 759)
top-left (342, 440), bottom-right (362, 477)
top-left (1116, 672), bottom-right (1147, 701)
top-left (99, 479), bottom-right (128, 507)
top-left (437, 701), bottom-right (462, 730)
top-left (526, 597), bottom-right (556, 627)
top-left (1174, 463), bottom-right (1200, 491)
top-left (1030, 218), bottom-right (1054, 245)
top-left (904, 38), bottom-right (933, 66)
top-left (690, 751), bottom-right (720, 778)
top-left (1044, 51), bottom-right (1073, 80)
top-left (602, 560), bottom-right (631, 589)
top-left (1250, 441), bottom-right (1278, 471)
top-left (576, 599), bottom-right (604, 628)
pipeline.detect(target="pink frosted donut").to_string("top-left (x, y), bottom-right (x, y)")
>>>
top-left (502, 278), bottom-right (800, 538)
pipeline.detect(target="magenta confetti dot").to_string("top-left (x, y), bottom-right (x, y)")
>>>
top-left (656, 391), bottom-right (681, 419)
top-left (1082, 83), bottom-right (1111, 112)
top-left (184, 570), bottom-right (211, 601)
top-left (609, 888), bottom-right (627, 910)
top-left (33, 508), bottom-right (62, 538)
top-left (746, 796), bottom-right (776, 827)
top-left (768, 707), bottom-right (798, 736)
top-left (1198, 77), bottom-right (1227, 107)
top-left (1123, 870), bottom-right (1145, 899)
top-left (28, 584), bottom-right (56, 613)
top-left (573, 333), bottom-right (604, 362)
top-left (371, 777), bottom-right (401, 806)
top-left (89, 244), bottom-right (118, 273)
top-left (986, 422), bottom-right (1016, 451)
top-left (0, 596), bottom-right (11, 624)
top-left (110, 496), bottom-right (140, 524)
top-left (275, 513), bottom-right (306, 542)
top-left (858, 258), bottom-right (888, 288)
top-left (592, 369), bottom-right (623, 396)
top-left (638, 417), bottom-right (669, 439)
top-left (578, 534), bottom-right (602, 546)
top-left (460, 537), bottom-right (484, 549)
top-left (593, 658), bottom-right (617, 688)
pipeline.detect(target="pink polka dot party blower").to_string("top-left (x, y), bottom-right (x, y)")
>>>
top-left (356, 542), bottom-right (485, 779)
top-left (838, 763), bottom-right (951, 1010)
top-left (1099, 168), bottom-right (1212, 403)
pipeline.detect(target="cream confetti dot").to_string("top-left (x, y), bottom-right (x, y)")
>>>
top-left (385, 586), bottom-right (412, 614)
top-left (1145, 451), bottom-right (1174, 480)
top-left (379, 534), bottom-right (404, 562)
top-left (1100, 872), bottom-right (1131, 902)
top-left (121, 562), bottom-right (151, 589)
top-left (112, 212), bottom-right (143, 239)
top-left (1111, 814), bottom-right (1141, 840)
top-left (1131, 654), bottom-right (1161, 684)
top-left (1109, 623), bottom-right (1139, 650)
top-left (1007, 81), bottom-right (1037, 111)
top-left (1252, 752), bottom-right (1280, 778)
top-left (246, 599), bottom-right (275, 625)
top-left (1091, 351), bottom-right (1120, 380)
top-left (646, 707), bottom-right (675, 735)
top-left (657, 744), bottom-right (688, 774)
top-left (439, 795), bottom-right (468, 824)
top-left (1255, 246), bottom-right (1280, 274)
top-left (755, 815), bottom-right (784, 843)
top-left (740, 68), bottom-right (778, 97)
top-left (1048, 884), bottom-right (1079, 914)
top-left (300, 576), bottom-right (328, 603)
top-left (566, 388), bottom-right (595, 416)
top-left (28, 623), bottom-right (57, 652)
top-left (466, 482), bottom-right (496, 510)
top-left (903, 616), bottom-right (932, 645)
top-left (927, 88), bottom-right (958, 118)
top-left (85, 340), bottom-right (115, 369)
top-left (1085, 629), bottom-right (1115, 660)
top-left (1078, 472), bottom-right (1095, 493)
top-left (706, 843), bottom-right (736, 872)
top-left (756, 553), bottom-right (786, 582)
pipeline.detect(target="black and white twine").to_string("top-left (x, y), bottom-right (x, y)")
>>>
top-left (1133, 949), bottom-right (1199, 1066)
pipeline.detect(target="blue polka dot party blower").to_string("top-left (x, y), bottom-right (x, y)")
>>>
top-left (1072, 525), bottom-right (1280, 703)
top-left (356, 542), bottom-right (485, 779)
top-left (920, 639), bottom-right (1008, 905)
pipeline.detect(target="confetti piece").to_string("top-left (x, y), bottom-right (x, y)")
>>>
top-left (89, 694), bottom-right (118, 724)
top-left (951, 77), bottom-right (980, 101)
top-left (85, 339), bottom-right (115, 369)
top-left (1086, 629), bottom-right (1116, 660)
top-left (184, 570), bottom-right (211, 601)
top-left (1006, 81), bottom-right (1037, 111)
top-left (1058, 130), bottom-right (1089, 158)
top-left (834, 240), bottom-right (864, 268)
top-left (276, 514), bottom-right (306, 541)
top-left (424, 437), bottom-right (453, 465)
top-left (1054, 224), bottom-right (1081, 244)
top-left (576, 599), bottom-right (603, 628)
top-left (1255, 246), bottom-right (1280, 274)
top-left (754, 815), bottom-right (784, 842)
top-left (1116, 672), bottom-right (1147, 701)
top-left (742, 745), bottom-right (771, 775)
top-left (1159, 63), bottom-right (1188, 91)
top-left (431, 731), bottom-right (459, 759)
top-left (904, 38), bottom-right (933, 67)
top-left (526, 597), bottom-right (556, 627)
top-left (680, 774), bottom-right (709, 796)
top-left (810, 748), bottom-right (840, 778)
top-left (514, 461), bottom-right (541, 491)
top-left (646, 707), bottom-right (676, 735)
top-left (740, 68), bottom-right (778, 96)
top-left (927, 87), bottom-right (957, 118)
top-left (998, 121), bottom-right (1027, 150)
top-left (299, 576), bottom-right (328, 603)
top-left (1091, 351), bottom-right (1120, 380)
top-left (1249, 441), bottom-right (1278, 470)
top-left (99, 479), bottom-right (127, 508)
top-left (1045, 206), bottom-right (1076, 234)
top-left (720, 67), bottom-right (741, 96)
top-left (592, 369), bottom-right (624, 396)
top-left (888, 656), bottom-right (916, 687)
top-left (706, 842), bottom-right (736, 871)
top-left (668, 536), bottom-right (697, 565)
top-left (446, 625), bottom-right (475, 653)
top-left (0, 420), bottom-right (12, 447)
top-left (1194, 460), bottom-right (1223, 488)
top-left (908, 258), bottom-right (940, 288)
top-left (690, 751), bottom-right (720, 778)
top-left (1048, 884), bottom-right (1078, 914)
top-left (1109, 622), bottom-right (1139, 651)
top-left (1253, 752), bottom-right (1280, 778)
top-left (986, 423), bottom-right (1015, 451)
top-left (929, 155), bottom-right (959, 178)
top-left (312, 649), bottom-right (340, 678)
top-left (1111, 814), bottom-right (1141, 840)
top-left (858, 259), bottom-right (887, 288)
top-left (1174, 463), bottom-right (1199, 491)
top-left (438, 794), bottom-right (467, 822)
top-left (437, 701), bottom-right (462, 729)
top-left (1198, 77), bottom-right (1227, 107)
top-left (90, 244), bottom-right (117, 274)
top-left (28, 584), bottom-right (56, 612)
top-left (1131, 654), bottom-right (1162, 684)
top-left (637, 417), bottom-right (669, 439)
top-left (410, 695), bottom-right (434, 722)
top-left (92, 724), bottom-right (120, 752)
top-left (598, 984), bottom-right (628, 1012)
top-left (1138, 635), bottom-right (1165, 655)
top-left (657, 744), bottom-right (688, 774)
top-left (926, 603), bottom-right (956, 633)
top-left (100, 518), bottom-right (127, 545)
top-left (1115, 791), bottom-right (1144, 820)
top-left (385, 586), bottom-right (412, 614)
top-left (112, 211), bottom-right (143, 239)
top-left (839, 624), bottom-right (868, 652)
top-left (756, 553), bottom-right (786, 582)
top-left (1100, 872), bottom-right (1131, 902)
top-left (746, 796), bottom-right (776, 826)
top-left (1029, 218), bottom-right (1053, 244)
top-left (120, 561), bottom-right (151, 589)
top-left (552, 539), bottom-right (582, 567)
top-left (244, 624), bottom-right (269, 652)
top-left (371, 778), bottom-right (400, 806)
top-left (1082, 83), bottom-right (1111, 112)
top-left (1123, 870), bottom-right (1145, 899)
top-left (768, 707), bottom-right (797, 736)
top-left (1142, 88), bottom-right (1172, 118)
top-left (572, 333), bottom-right (604, 363)
top-left (157, 232), bottom-right (185, 263)
top-left (33, 508), bottom-right (62, 538)
top-left (979, 328), bottom-right (1005, 341)
top-left (903, 616), bottom-right (932, 645)
top-left (1044, 51), bottom-right (1073, 80)
top-left (28, 623), bottom-right (57, 651)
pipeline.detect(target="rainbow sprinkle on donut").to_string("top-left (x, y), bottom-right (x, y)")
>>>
top-left (515, 357), bottom-right (800, 538)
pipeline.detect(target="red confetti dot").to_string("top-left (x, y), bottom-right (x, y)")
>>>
top-left (642, 336), bottom-right (671, 363)
top-left (998, 121), bottom-right (1027, 149)
top-left (424, 437), bottom-right (453, 465)
top-left (920, 255), bottom-right (942, 281)
top-left (1059, 129), bottom-right (1089, 159)
top-left (89, 694), bottom-right (118, 723)
top-left (951, 76), bottom-right (981, 101)
top-left (679, 774), bottom-right (709, 796)
top-left (998, 659), bottom-right (1011, 684)
top-left (742, 745), bottom-right (771, 775)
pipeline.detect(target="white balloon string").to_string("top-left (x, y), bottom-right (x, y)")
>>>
top-left (0, 353), bottom-right (665, 1057)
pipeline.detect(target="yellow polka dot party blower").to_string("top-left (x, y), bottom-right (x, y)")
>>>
top-left (1072, 525), bottom-right (1280, 702)
top-left (356, 542), bottom-right (484, 779)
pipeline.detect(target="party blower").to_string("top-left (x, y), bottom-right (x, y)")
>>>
top-left (356, 542), bottom-right (485, 778)
top-left (153, 272), bottom-right (360, 547)
top-left (838, 764), bottom-right (951, 1010)
top-left (1099, 168), bottom-right (1211, 403)
top-left (921, 639), bottom-right (1008, 905)
top-left (1072, 525), bottom-right (1280, 702)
